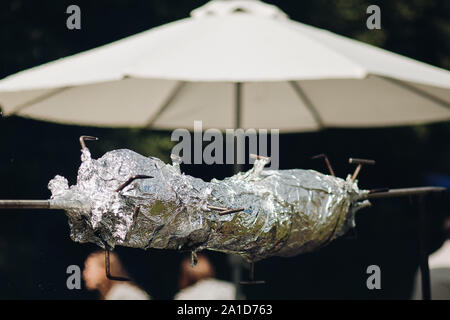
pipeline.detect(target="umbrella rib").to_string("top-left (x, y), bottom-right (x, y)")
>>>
top-left (8, 86), bottom-right (71, 115)
top-left (378, 76), bottom-right (450, 110)
top-left (146, 81), bottom-right (186, 128)
top-left (289, 81), bottom-right (324, 129)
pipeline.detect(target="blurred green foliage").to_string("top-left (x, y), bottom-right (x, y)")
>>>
top-left (93, 128), bottom-right (175, 163)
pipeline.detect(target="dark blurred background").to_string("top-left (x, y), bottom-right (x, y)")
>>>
top-left (0, 0), bottom-right (449, 299)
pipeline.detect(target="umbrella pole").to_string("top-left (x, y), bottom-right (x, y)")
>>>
top-left (231, 81), bottom-right (244, 298)
top-left (233, 82), bottom-right (244, 174)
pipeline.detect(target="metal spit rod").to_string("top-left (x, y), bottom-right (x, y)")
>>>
top-left (0, 186), bottom-right (445, 210)
top-left (364, 186), bottom-right (446, 199)
top-left (0, 200), bottom-right (51, 210)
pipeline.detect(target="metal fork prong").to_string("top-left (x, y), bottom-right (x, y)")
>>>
top-left (116, 175), bottom-right (153, 192)
top-left (79, 135), bottom-right (99, 149)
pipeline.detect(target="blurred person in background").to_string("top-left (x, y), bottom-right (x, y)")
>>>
top-left (412, 217), bottom-right (450, 300)
top-left (83, 250), bottom-right (150, 300)
top-left (175, 254), bottom-right (235, 300)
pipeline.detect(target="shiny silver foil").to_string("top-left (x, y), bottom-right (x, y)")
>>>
top-left (48, 148), bottom-right (370, 262)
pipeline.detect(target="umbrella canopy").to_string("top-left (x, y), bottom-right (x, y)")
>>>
top-left (0, 0), bottom-right (449, 132)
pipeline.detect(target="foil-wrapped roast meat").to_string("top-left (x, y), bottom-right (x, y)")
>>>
top-left (48, 147), bottom-right (370, 262)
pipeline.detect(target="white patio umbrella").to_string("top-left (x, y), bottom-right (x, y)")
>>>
top-left (0, 0), bottom-right (449, 132)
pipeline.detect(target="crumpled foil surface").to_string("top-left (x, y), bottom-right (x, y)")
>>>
top-left (48, 148), bottom-right (370, 262)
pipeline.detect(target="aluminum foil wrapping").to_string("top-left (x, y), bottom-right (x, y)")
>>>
top-left (48, 148), bottom-right (370, 262)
